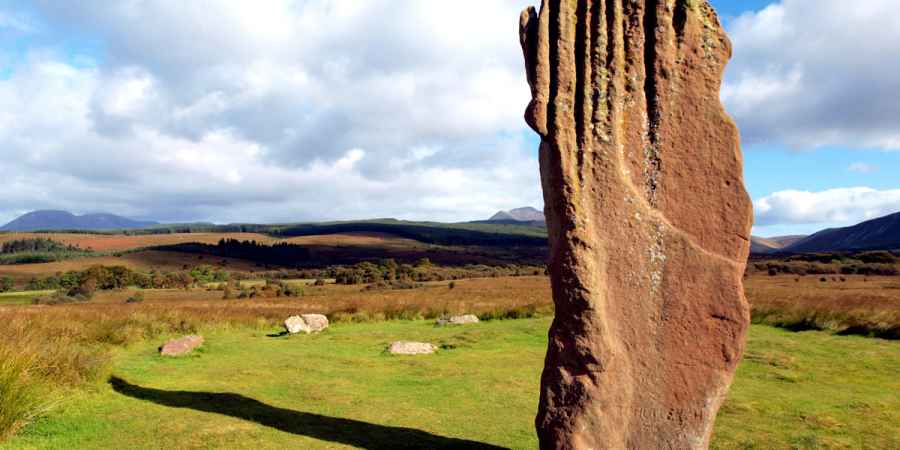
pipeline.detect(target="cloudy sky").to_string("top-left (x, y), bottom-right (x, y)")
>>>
top-left (0, 0), bottom-right (897, 236)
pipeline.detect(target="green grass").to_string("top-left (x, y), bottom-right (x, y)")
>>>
top-left (713, 326), bottom-right (900, 449)
top-left (0, 290), bottom-right (55, 305)
top-left (6, 320), bottom-right (899, 449)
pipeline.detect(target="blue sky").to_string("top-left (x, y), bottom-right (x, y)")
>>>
top-left (711, 0), bottom-right (774, 20)
top-left (0, 1), bottom-right (898, 237)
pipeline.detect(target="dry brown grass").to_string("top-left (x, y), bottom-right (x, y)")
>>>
top-left (0, 231), bottom-right (425, 253)
top-left (281, 232), bottom-right (427, 248)
top-left (745, 274), bottom-right (900, 338)
top-left (0, 251), bottom-right (260, 284)
top-left (29, 276), bottom-right (553, 320)
top-left (0, 275), bottom-right (554, 370)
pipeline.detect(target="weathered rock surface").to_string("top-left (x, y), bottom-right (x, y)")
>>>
top-left (388, 342), bottom-right (437, 355)
top-left (436, 314), bottom-right (480, 326)
top-left (519, 1), bottom-right (753, 449)
top-left (284, 314), bottom-right (330, 334)
top-left (159, 335), bottom-right (204, 357)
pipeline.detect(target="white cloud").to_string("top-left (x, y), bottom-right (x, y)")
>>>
top-left (847, 162), bottom-right (878, 174)
top-left (755, 187), bottom-right (900, 226)
top-left (0, 1), bottom-right (544, 224)
top-left (724, 0), bottom-right (900, 149)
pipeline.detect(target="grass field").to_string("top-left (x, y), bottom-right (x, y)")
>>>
top-left (1, 266), bottom-right (897, 448)
top-left (3, 319), bottom-right (897, 450)
top-left (0, 290), bottom-right (54, 305)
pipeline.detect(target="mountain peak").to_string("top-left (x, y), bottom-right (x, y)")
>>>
top-left (489, 207), bottom-right (545, 223)
top-left (1, 210), bottom-right (158, 232)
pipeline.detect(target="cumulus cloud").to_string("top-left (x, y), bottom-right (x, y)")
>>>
top-left (723, 0), bottom-right (900, 149)
top-left (0, 1), bottom-right (544, 224)
top-left (755, 187), bottom-right (900, 226)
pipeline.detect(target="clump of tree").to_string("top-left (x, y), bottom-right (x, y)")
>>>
top-left (1, 238), bottom-right (79, 254)
top-left (188, 265), bottom-right (229, 284)
top-left (220, 279), bottom-right (302, 300)
top-left (25, 265), bottom-right (204, 293)
top-left (157, 239), bottom-right (312, 267)
top-left (748, 252), bottom-right (899, 277)
top-left (330, 259), bottom-right (545, 286)
top-left (0, 238), bottom-right (94, 265)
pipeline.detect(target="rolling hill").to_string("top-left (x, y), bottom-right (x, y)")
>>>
top-left (783, 212), bottom-right (900, 253)
top-left (750, 235), bottom-right (807, 254)
top-left (1, 210), bottom-right (158, 232)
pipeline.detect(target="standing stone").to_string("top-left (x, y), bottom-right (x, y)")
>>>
top-left (159, 335), bottom-right (204, 357)
top-left (519, 1), bottom-right (753, 449)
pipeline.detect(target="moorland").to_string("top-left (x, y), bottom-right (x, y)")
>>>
top-left (0, 221), bottom-right (897, 449)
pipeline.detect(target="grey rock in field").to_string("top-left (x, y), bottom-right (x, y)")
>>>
top-left (159, 335), bottom-right (204, 357)
top-left (436, 314), bottom-right (480, 326)
top-left (284, 314), bottom-right (329, 335)
top-left (388, 341), bottom-right (437, 355)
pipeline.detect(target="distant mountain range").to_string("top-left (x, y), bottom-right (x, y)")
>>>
top-left (487, 207), bottom-right (545, 224)
top-left (0, 210), bottom-right (158, 232)
top-left (3, 207), bottom-right (897, 255)
top-left (778, 212), bottom-right (900, 254)
top-left (751, 211), bottom-right (900, 254)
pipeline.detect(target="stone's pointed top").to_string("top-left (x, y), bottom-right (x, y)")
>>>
top-left (519, 2), bottom-right (549, 137)
top-left (521, 1), bottom-right (752, 449)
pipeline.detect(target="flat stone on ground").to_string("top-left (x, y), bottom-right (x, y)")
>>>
top-left (437, 314), bottom-right (480, 326)
top-left (159, 335), bottom-right (204, 357)
top-left (388, 341), bottom-right (437, 355)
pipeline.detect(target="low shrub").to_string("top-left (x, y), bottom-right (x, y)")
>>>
top-left (125, 292), bottom-right (145, 304)
top-left (32, 293), bottom-right (90, 305)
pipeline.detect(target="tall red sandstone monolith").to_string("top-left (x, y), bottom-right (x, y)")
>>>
top-left (519, 1), bottom-right (753, 448)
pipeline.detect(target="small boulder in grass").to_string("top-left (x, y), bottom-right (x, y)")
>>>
top-left (159, 335), bottom-right (204, 357)
top-left (388, 341), bottom-right (437, 355)
top-left (284, 314), bottom-right (329, 335)
top-left (437, 314), bottom-right (480, 326)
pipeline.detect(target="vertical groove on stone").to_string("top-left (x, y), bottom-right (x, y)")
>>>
top-left (673, 0), bottom-right (689, 42)
top-left (574, 0), bottom-right (594, 187)
top-left (588, 0), bottom-right (602, 133)
top-left (603, 0), bottom-right (623, 148)
top-left (643, 0), bottom-right (662, 206)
